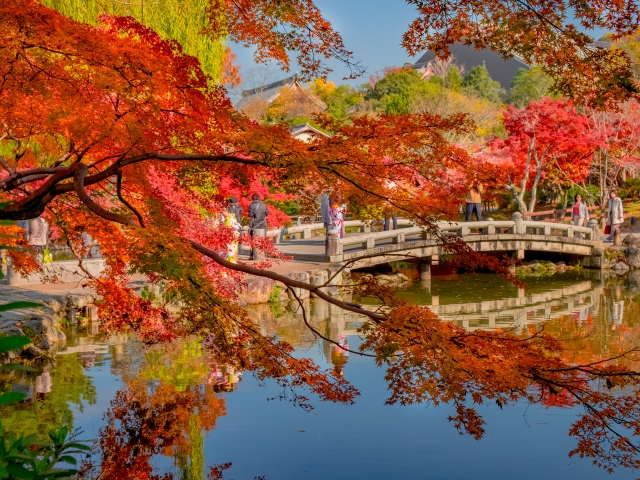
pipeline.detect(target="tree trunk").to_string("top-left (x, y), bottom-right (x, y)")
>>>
top-left (505, 184), bottom-right (528, 213)
top-left (561, 189), bottom-right (569, 211)
top-left (527, 139), bottom-right (544, 213)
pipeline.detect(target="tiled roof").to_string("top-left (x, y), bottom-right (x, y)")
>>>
top-left (413, 41), bottom-right (612, 89)
top-left (234, 75), bottom-right (301, 110)
top-left (413, 42), bottom-right (529, 89)
top-left (289, 123), bottom-right (329, 138)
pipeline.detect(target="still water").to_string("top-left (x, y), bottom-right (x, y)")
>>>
top-left (2, 272), bottom-right (640, 479)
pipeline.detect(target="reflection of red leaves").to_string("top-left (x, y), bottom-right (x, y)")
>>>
top-left (95, 278), bottom-right (177, 343)
top-left (208, 463), bottom-right (233, 480)
top-left (98, 380), bottom-right (226, 479)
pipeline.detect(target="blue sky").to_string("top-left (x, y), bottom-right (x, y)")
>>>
top-left (229, 0), bottom-right (610, 94)
top-left (230, 0), bottom-right (420, 91)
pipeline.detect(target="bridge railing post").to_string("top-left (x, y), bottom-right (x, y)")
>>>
top-left (393, 232), bottom-right (405, 244)
top-left (460, 225), bottom-right (469, 236)
top-left (587, 219), bottom-right (598, 241)
top-left (326, 229), bottom-right (340, 256)
top-left (511, 212), bottom-right (524, 234)
top-left (278, 227), bottom-right (287, 244)
top-left (302, 227), bottom-right (312, 239)
top-left (419, 259), bottom-right (431, 280)
top-left (365, 237), bottom-right (375, 249)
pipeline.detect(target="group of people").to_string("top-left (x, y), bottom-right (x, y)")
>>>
top-left (224, 193), bottom-right (269, 262)
top-left (465, 182), bottom-right (625, 242)
top-left (225, 185), bottom-right (626, 257)
top-left (570, 190), bottom-right (623, 241)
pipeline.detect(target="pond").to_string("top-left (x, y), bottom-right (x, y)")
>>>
top-left (2, 271), bottom-right (639, 479)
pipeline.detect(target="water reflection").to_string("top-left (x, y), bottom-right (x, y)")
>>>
top-left (2, 272), bottom-right (640, 478)
top-left (94, 342), bottom-right (229, 480)
top-left (432, 280), bottom-right (598, 331)
top-left (247, 300), bottom-right (363, 377)
top-left (0, 353), bottom-right (97, 441)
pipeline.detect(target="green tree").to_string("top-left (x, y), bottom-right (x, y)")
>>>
top-left (462, 65), bottom-right (506, 104)
top-left (367, 69), bottom-right (423, 99)
top-left (309, 79), bottom-right (364, 123)
top-left (367, 69), bottom-right (442, 115)
top-left (367, 69), bottom-right (422, 114)
top-left (0, 355), bottom-right (97, 441)
top-left (509, 67), bottom-right (555, 107)
top-left (444, 67), bottom-right (464, 91)
top-left (325, 85), bottom-right (364, 123)
top-left (41, 0), bottom-right (226, 80)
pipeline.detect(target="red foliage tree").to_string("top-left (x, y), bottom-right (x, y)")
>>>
top-left (481, 98), bottom-right (603, 212)
top-left (588, 100), bottom-right (640, 204)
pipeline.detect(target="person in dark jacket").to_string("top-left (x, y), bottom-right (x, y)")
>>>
top-left (226, 197), bottom-right (243, 230)
top-left (248, 193), bottom-right (269, 260)
top-left (248, 194), bottom-right (268, 230)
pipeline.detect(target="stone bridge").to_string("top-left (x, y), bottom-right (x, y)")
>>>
top-left (264, 213), bottom-right (600, 271)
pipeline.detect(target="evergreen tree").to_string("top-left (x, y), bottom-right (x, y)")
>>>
top-left (509, 67), bottom-right (555, 107)
top-left (462, 65), bottom-right (505, 103)
top-left (444, 67), bottom-right (464, 91)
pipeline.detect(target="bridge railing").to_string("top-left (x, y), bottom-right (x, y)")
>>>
top-left (523, 220), bottom-right (593, 239)
top-left (261, 219), bottom-right (414, 244)
top-left (334, 217), bottom-right (595, 254)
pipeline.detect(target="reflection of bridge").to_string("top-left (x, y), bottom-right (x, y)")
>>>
top-left (428, 281), bottom-right (602, 331)
top-left (320, 280), bottom-right (605, 333)
top-left (264, 213), bottom-right (599, 269)
top-left (251, 279), bottom-right (609, 364)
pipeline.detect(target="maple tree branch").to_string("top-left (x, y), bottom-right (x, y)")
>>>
top-left (0, 155), bottom-right (14, 175)
top-left (70, 168), bottom-right (387, 323)
top-left (0, 152), bottom-right (282, 219)
top-left (188, 241), bottom-right (387, 322)
top-left (322, 252), bottom-right (420, 288)
top-left (73, 163), bottom-right (137, 227)
top-left (528, 371), bottom-right (640, 455)
top-left (543, 348), bottom-right (640, 373)
top-left (116, 172), bottom-right (145, 228)
top-left (286, 284), bottom-right (377, 358)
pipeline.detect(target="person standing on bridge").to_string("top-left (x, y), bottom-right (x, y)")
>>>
top-left (606, 190), bottom-right (624, 242)
top-left (248, 193), bottom-right (269, 260)
top-left (383, 179), bottom-right (398, 231)
top-left (226, 197), bottom-right (243, 232)
top-left (571, 193), bottom-right (589, 238)
top-left (464, 181), bottom-right (484, 222)
top-left (329, 196), bottom-right (346, 239)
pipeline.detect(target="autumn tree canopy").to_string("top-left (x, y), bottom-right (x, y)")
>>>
top-left (3, 0), bottom-right (640, 474)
